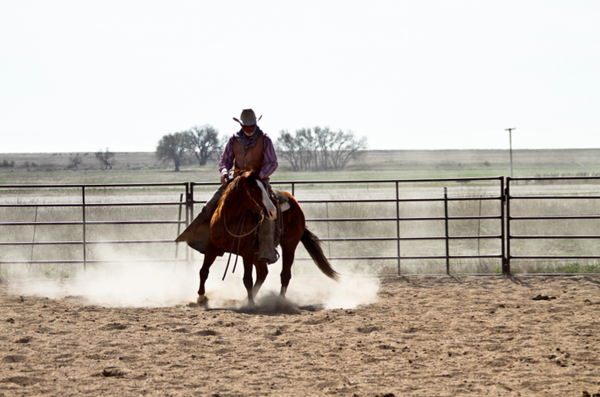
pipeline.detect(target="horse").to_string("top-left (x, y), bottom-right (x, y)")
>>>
top-left (191, 168), bottom-right (338, 307)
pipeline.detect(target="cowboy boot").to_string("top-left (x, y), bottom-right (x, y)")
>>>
top-left (258, 219), bottom-right (278, 264)
top-left (175, 185), bottom-right (226, 253)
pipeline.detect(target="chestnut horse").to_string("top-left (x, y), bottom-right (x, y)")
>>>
top-left (193, 168), bottom-right (338, 307)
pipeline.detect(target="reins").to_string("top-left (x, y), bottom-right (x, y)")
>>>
top-left (223, 184), bottom-right (266, 238)
top-left (221, 176), bottom-right (269, 280)
top-left (223, 205), bottom-right (264, 238)
top-left (222, 210), bottom-right (246, 280)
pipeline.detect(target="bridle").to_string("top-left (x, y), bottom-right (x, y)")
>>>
top-left (223, 179), bottom-right (266, 238)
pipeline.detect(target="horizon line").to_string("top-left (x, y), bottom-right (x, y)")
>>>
top-left (2, 147), bottom-right (600, 155)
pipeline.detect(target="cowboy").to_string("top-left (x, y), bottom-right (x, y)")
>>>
top-left (176, 109), bottom-right (279, 264)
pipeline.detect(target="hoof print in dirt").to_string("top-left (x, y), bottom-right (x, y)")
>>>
top-left (195, 330), bottom-right (218, 337)
top-left (2, 355), bottom-right (27, 363)
top-left (100, 323), bottom-right (128, 331)
top-left (3, 376), bottom-right (43, 387)
top-left (532, 295), bottom-right (556, 301)
top-left (357, 326), bottom-right (381, 334)
top-left (582, 391), bottom-right (600, 397)
top-left (102, 367), bottom-right (126, 377)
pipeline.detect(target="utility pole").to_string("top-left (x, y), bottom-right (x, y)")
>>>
top-left (505, 128), bottom-right (515, 177)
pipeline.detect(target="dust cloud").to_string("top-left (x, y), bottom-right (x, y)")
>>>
top-left (6, 255), bottom-right (380, 310)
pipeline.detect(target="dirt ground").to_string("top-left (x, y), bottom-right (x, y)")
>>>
top-left (1, 275), bottom-right (599, 397)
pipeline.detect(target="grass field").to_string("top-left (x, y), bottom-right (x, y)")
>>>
top-left (2, 148), bottom-right (600, 184)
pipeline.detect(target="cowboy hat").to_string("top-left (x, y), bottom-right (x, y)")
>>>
top-left (233, 109), bottom-right (262, 126)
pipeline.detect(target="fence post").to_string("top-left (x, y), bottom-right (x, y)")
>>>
top-left (444, 187), bottom-right (450, 275)
top-left (186, 183), bottom-right (194, 265)
top-left (82, 186), bottom-right (87, 271)
top-left (325, 202), bottom-right (332, 258)
top-left (175, 193), bottom-right (184, 263)
top-left (504, 178), bottom-right (511, 275)
top-left (396, 181), bottom-right (401, 275)
top-left (30, 206), bottom-right (38, 262)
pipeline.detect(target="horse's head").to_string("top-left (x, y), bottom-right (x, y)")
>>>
top-left (226, 167), bottom-right (277, 221)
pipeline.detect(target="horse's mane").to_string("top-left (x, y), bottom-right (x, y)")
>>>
top-left (213, 166), bottom-right (261, 220)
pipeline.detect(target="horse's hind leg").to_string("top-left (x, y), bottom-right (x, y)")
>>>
top-left (197, 245), bottom-right (218, 306)
top-left (279, 245), bottom-right (296, 297)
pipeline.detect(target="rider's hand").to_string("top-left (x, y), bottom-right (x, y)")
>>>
top-left (220, 174), bottom-right (228, 185)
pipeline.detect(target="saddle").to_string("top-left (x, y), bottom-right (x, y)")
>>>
top-left (272, 189), bottom-right (290, 212)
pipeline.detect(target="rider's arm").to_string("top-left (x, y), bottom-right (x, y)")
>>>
top-left (259, 135), bottom-right (278, 180)
top-left (219, 136), bottom-right (235, 183)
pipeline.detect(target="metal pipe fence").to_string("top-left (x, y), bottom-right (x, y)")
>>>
top-left (192, 177), bottom-right (505, 275)
top-left (506, 176), bottom-right (600, 273)
top-left (1, 176), bottom-right (599, 275)
top-left (0, 183), bottom-right (189, 269)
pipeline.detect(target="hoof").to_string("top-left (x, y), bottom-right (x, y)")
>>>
top-left (196, 295), bottom-right (209, 307)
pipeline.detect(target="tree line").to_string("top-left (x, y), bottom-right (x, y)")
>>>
top-left (156, 125), bottom-right (367, 172)
top-left (276, 127), bottom-right (367, 171)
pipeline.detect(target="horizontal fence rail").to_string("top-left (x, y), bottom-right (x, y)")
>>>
top-left (192, 177), bottom-right (506, 275)
top-left (506, 176), bottom-right (600, 273)
top-left (1, 176), bottom-right (599, 276)
top-left (0, 183), bottom-right (190, 268)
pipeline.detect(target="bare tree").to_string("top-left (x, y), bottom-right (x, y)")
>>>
top-left (296, 128), bottom-right (317, 170)
top-left (156, 132), bottom-right (190, 171)
top-left (276, 130), bottom-right (302, 171)
top-left (276, 127), bottom-right (367, 171)
top-left (68, 156), bottom-right (82, 170)
top-left (95, 148), bottom-right (115, 170)
top-left (324, 129), bottom-right (367, 170)
top-left (186, 125), bottom-right (221, 166)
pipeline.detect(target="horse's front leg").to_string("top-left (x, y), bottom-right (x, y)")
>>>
top-left (197, 244), bottom-right (219, 307)
top-left (252, 255), bottom-right (269, 298)
top-left (242, 253), bottom-right (256, 307)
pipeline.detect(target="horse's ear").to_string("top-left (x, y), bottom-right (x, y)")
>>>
top-left (230, 167), bottom-right (243, 179)
top-left (249, 163), bottom-right (263, 177)
top-left (240, 169), bottom-right (254, 180)
top-left (227, 174), bottom-right (242, 193)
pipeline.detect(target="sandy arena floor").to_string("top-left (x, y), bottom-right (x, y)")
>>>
top-left (1, 275), bottom-right (599, 396)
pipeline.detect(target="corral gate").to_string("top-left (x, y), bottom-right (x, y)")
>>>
top-left (1, 176), bottom-right (599, 276)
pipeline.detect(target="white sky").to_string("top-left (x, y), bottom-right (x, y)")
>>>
top-left (1, 0), bottom-right (599, 153)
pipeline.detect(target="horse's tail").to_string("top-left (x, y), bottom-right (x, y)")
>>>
top-left (300, 228), bottom-right (339, 281)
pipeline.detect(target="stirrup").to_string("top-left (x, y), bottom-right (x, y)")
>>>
top-left (260, 249), bottom-right (279, 265)
top-left (271, 249), bottom-right (280, 264)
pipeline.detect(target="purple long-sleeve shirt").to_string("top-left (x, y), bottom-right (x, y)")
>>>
top-left (219, 130), bottom-right (278, 180)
